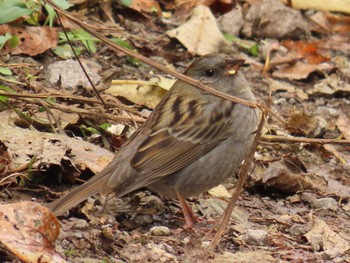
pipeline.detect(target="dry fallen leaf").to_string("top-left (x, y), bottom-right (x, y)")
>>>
top-left (272, 61), bottom-right (333, 80)
top-left (260, 161), bottom-right (326, 193)
top-left (0, 110), bottom-right (113, 178)
top-left (308, 74), bottom-right (350, 97)
top-left (208, 184), bottom-right (231, 199)
top-left (106, 77), bottom-right (175, 109)
top-left (281, 0), bottom-right (350, 14)
top-left (281, 40), bottom-right (330, 64)
top-left (212, 251), bottom-right (276, 263)
top-left (0, 202), bottom-right (65, 262)
top-left (0, 25), bottom-right (58, 56)
top-left (287, 110), bottom-right (327, 137)
top-left (336, 112), bottom-right (350, 140)
top-left (303, 216), bottom-right (350, 259)
top-left (167, 5), bottom-right (231, 55)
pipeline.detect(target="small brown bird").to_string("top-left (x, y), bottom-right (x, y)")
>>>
top-left (47, 53), bottom-right (259, 228)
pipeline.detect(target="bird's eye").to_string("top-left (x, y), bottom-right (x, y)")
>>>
top-left (205, 69), bottom-right (214, 77)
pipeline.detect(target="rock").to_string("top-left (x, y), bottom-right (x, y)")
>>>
top-left (150, 226), bottom-right (172, 236)
top-left (241, 229), bottom-right (269, 246)
top-left (311, 197), bottom-right (339, 212)
top-left (45, 59), bottom-right (101, 91)
top-left (134, 214), bottom-right (153, 226)
top-left (73, 218), bottom-right (89, 230)
top-left (288, 224), bottom-right (306, 236)
top-left (242, 0), bottom-right (310, 40)
top-left (217, 8), bottom-right (244, 36)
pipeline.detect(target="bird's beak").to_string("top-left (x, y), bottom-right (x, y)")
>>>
top-left (225, 59), bottom-right (245, 75)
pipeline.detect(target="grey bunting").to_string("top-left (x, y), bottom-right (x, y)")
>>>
top-left (47, 53), bottom-right (259, 229)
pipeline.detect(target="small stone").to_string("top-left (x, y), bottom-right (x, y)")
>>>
top-left (73, 219), bottom-right (89, 230)
top-left (242, 0), bottom-right (310, 39)
top-left (217, 8), bottom-right (244, 36)
top-left (134, 214), bottom-right (153, 226)
top-left (150, 226), bottom-right (172, 236)
top-left (288, 224), bottom-right (306, 236)
top-left (241, 229), bottom-right (269, 246)
top-left (45, 59), bottom-right (101, 91)
top-left (201, 241), bottom-right (211, 247)
top-left (312, 197), bottom-right (338, 212)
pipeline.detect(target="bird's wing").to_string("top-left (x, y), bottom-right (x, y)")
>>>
top-left (104, 83), bottom-right (236, 194)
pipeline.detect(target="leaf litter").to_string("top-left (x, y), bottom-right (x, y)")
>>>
top-left (0, 0), bottom-right (349, 261)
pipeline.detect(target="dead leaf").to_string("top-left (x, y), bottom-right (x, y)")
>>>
top-left (268, 79), bottom-right (309, 100)
top-left (272, 61), bottom-right (333, 80)
top-left (208, 184), bottom-right (231, 198)
top-left (308, 74), bottom-right (350, 97)
top-left (261, 162), bottom-right (326, 193)
top-left (0, 202), bottom-right (65, 263)
top-left (287, 110), bottom-right (327, 137)
top-left (0, 25), bottom-right (58, 56)
top-left (0, 110), bottom-right (113, 179)
top-left (324, 144), bottom-right (350, 166)
top-left (281, 0), bottom-right (350, 14)
top-left (106, 77), bottom-right (175, 108)
top-left (129, 0), bottom-right (162, 15)
top-left (281, 40), bottom-right (330, 65)
top-left (324, 12), bottom-right (350, 33)
top-left (336, 112), bottom-right (350, 140)
top-left (167, 5), bottom-right (231, 55)
top-left (212, 251), bottom-right (276, 263)
top-left (35, 109), bottom-right (80, 130)
top-left (303, 216), bottom-right (350, 258)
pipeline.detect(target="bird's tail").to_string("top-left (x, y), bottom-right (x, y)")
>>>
top-left (46, 172), bottom-right (109, 216)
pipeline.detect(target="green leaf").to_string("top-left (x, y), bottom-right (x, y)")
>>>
top-left (52, 44), bottom-right (83, 59)
top-left (0, 85), bottom-right (16, 103)
top-left (0, 66), bottom-right (12, 76)
top-left (42, 0), bottom-right (72, 26)
top-left (111, 38), bottom-right (140, 66)
top-left (59, 30), bottom-right (98, 53)
top-left (0, 0), bottom-right (35, 24)
top-left (99, 123), bottom-right (111, 130)
top-left (73, 29), bottom-right (97, 53)
top-left (51, 0), bottom-right (73, 10)
top-left (249, 43), bottom-right (260, 57)
top-left (111, 38), bottom-right (134, 50)
top-left (8, 35), bottom-right (19, 48)
top-left (223, 33), bottom-right (235, 43)
top-left (119, 0), bottom-right (132, 7)
top-left (44, 97), bottom-right (57, 103)
top-left (0, 33), bottom-right (13, 50)
top-left (44, 4), bottom-right (56, 27)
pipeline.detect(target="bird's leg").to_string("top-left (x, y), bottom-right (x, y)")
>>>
top-left (176, 191), bottom-right (202, 230)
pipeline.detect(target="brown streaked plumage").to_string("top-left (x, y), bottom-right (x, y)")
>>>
top-left (47, 53), bottom-right (259, 228)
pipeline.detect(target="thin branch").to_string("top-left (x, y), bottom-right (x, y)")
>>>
top-left (54, 9), bottom-right (110, 112)
top-left (0, 92), bottom-right (139, 114)
top-left (261, 134), bottom-right (350, 145)
top-left (210, 95), bottom-right (271, 248)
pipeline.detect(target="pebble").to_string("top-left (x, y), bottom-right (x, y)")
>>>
top-left (312, 197), bottom-right (338, 212)
top-left (150, 226), bottom-right (172, 236)
top-left (134, 214), bottom-right (153, 226)
top-left (241, 229), bottom-right (269, 246)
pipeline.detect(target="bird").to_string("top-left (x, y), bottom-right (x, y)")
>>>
top-left (47, 53), bottom-right (259, 229)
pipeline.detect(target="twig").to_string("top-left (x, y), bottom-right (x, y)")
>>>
top-left (54, 9), bottom-right (110, 112)
top-left (0, 75), bottom-right (26, 86)
top-left (0, 92), bottom-right (139, 114)
top-left (40, 99), bottom-right (145, 123)
top-left (261, 134), bottom-right (350, 145)
top-left (210, 95), bottom-right (271, 248)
